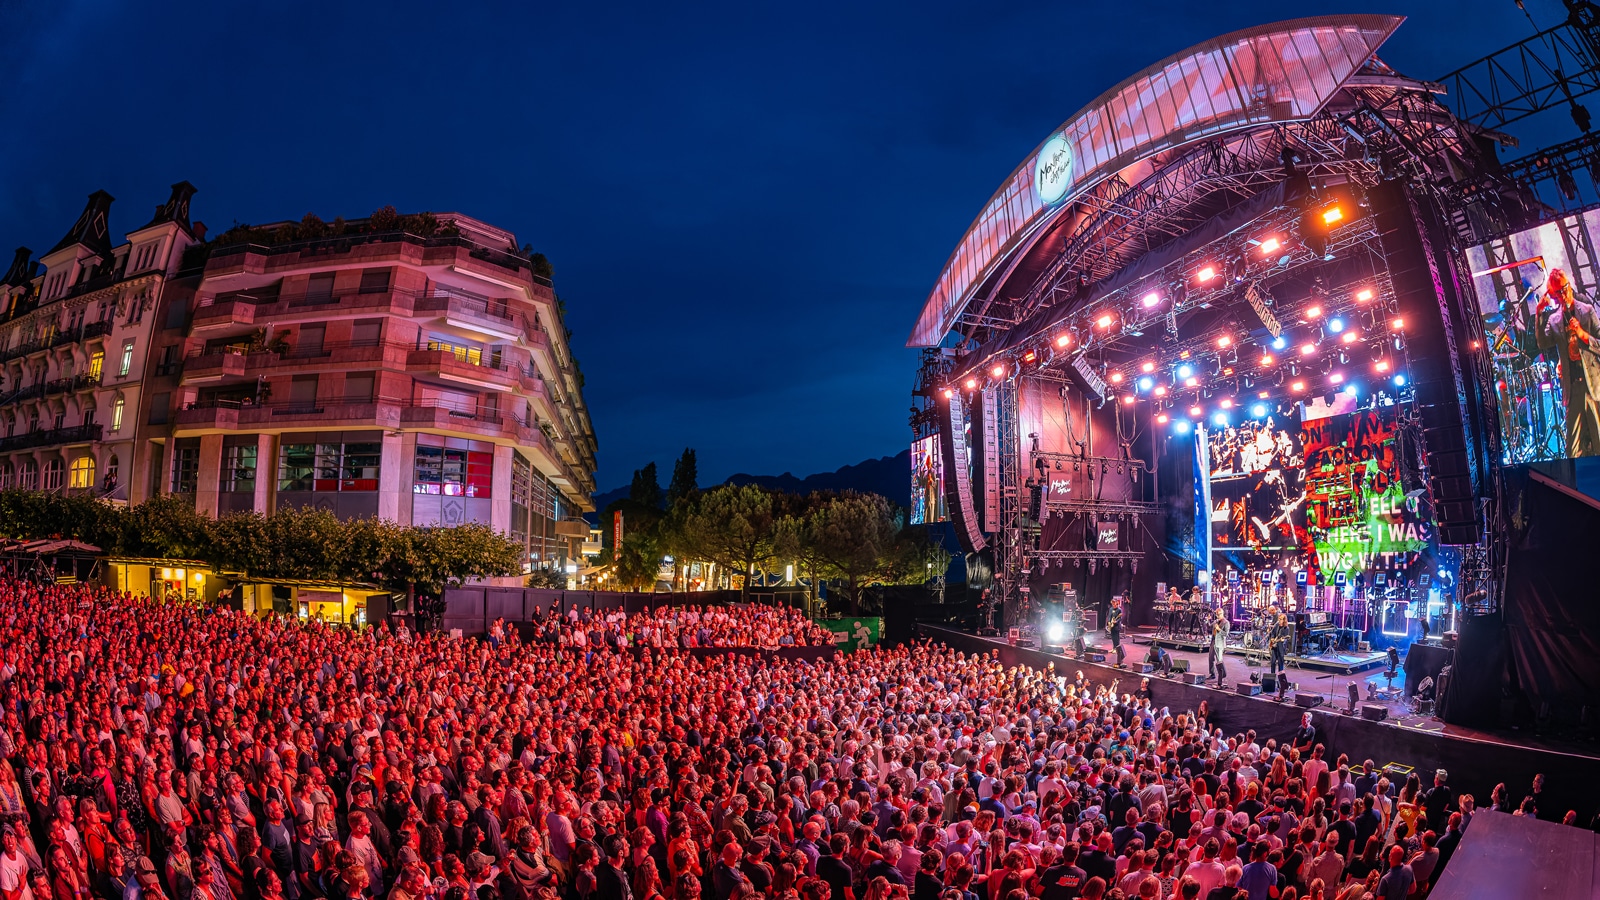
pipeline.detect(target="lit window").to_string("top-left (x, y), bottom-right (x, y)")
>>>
top-left (225, 445), bottom-right (257, 493)
top-left (68, 456), bottom-right (95, 490)
top-left (88, 350), bottom-right (104, 380)
top-left (119, 340), bottom-right (135, 377)
top-left (111, 397), bottom-right (124, 432)
top-left (413, 446), bottom-right (492, 497)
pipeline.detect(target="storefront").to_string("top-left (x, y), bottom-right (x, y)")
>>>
top-left (104, 557), bottom-right (222, 604)
top-left (231, 578), bottom-right (390, 626)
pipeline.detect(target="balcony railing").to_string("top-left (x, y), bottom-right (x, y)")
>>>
top-left (201, 230), bottom-right (552, 286)
top-left (0, 424), bottom-right (102, 453)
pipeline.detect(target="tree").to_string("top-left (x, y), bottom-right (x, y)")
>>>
top-left (667, 449), bottom-right (698, 505)
top-left (681, 484), bottom-right (776, 599)
top-left (629, 462), bottom-right (662, 509)
top-left (122, 494), bottom-right (216, 560)
top-left (805, 492), bottom-right (901, 614)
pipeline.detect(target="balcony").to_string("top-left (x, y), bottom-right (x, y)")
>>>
top-left (175, 398), bottom-right (404, 432)
top-left (43, 378), bottom-right (74, 397)
top-left (82, 320), bottom-right (113, 341)
top-left (412, 291), bottom-right (521, 341)
top-left (74, 373), bottom-right (102, 391)
top-left (554, 518), bottom-right (589, 539)
top-left (0, 424), bottom-right (102, 453)
top-left (399, 404), bottom-right (520, 441)
top-left (0, 383), bottom-right (46, 407)
top-left (180, 347), bottom-right (252, 383)
top-left (190, 299), bottom-right (258, 330)
top-left (200, 229), bottom-right (552, 287)
top-left (0, 338), bottom-right (48, 365)
top-left (405, 348), bottom-right (518, 390)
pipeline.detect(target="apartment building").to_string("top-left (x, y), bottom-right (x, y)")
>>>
top-left (0, 185), bottom-right (200, 503)
top-left (158, 208), bottom-right (598, 570)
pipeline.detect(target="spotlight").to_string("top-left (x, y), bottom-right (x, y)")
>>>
top-left (1185, 376), bottom-right (1200, 388)
top-left (1197, 266), bottom-right (1216, 282)
top-left (1329, 317), bottom-right (1345, 333)
top-left (1022, 349), bottom-right (1037, 364)
top-left (1110, 372), bottom-right (1124, 384)
top-left (1154, 385), bottom-right (1168, 397)
top-left (1341, 331), bottom-right (1359, 344)
top-left (942, 388), bottom-right (954, 399)
top-left (1260, 353), bottom-right (1275, 365)
top-left (1291, 380), bottom-right (1305, 392)
top-left (1098, 313), bottom-right (1115, 328)
top-left (1137, 375), bottom-right (1154, 391)
top-left (1141, 361), bottom-right (1156, 373)
top-left (1189, 405), bottom-right (1203, 417)
top-left (1217, 335), bottom-right (1232, 348)
top-left (1175, 420), bottom-right (1191, 434)
top-left (1156, 413), bottom-right (1169, 424)
top-left (991, 364), bottom-right (1006, 379)
top-left (1306, 305), bottom-right (1323, 319)
top-left (1391, 318), bottom-right (1405, 330)
top-left (1356, 288), bottom-right (1374, 302)
top-left (1261, 237), bottom-right (1281, 254)
top-left (1142, 292), bottom-right (1161, 307)
top-left (965, 378), bottom-right (978, 390)
top-left (1177, 364), bottom-right (1194, 379)
top-left (1321, 205), bottom-right (1344, 225)
top-left (1211, 412), bottom-right (1229, 427)
top-left (1056, 333), bottom-right (1072, 348)
top-left (1251, 403), bottom-right (1267, 418)
top-left (1300, 343), bottom-right (1317, 356)
top-left (1122, 395), bottom-right (1135, 405)
top-left (1393, 374), bottom-right (1407, 387)
top-left (1047, 622), bottom-right (1065, 643)
top-left (1220, 398), bottom-right (1233, 409)
top-left (1375, 360), bottom-right (1390, 373)
top-left (1330, 372), bottom-right (1344, 384)
top-left (1344, 383), bottom-right (1359, 396)
top-left (1271, 336), bottom-right (1287, 350)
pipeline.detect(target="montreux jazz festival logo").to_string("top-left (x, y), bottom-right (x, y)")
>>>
top-left (1034, 132), bottom-right (1074, 205)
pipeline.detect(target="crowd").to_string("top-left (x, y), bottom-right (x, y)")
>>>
top-left (0, 579), bottom-right (1579, 900)
top-left (512, 605), bottom-right (835, 649)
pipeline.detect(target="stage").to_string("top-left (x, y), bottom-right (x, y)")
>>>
top-left (1131, 628), bottom-right (1390, 675)
top-left (919, 623), bottom-right (1600, 824)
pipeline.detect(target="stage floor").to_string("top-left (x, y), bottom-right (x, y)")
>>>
top-left (1131, 629), bottom-right (1389, 675)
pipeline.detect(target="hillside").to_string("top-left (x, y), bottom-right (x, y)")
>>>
top-left (592, 449), bottom-right (911, 510)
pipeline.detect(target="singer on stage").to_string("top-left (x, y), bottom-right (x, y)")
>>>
top-left (1537, 267), bottom-right (1600, 457)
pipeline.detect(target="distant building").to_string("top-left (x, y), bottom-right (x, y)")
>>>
top-left (0, 189), bottom-right (598, 575)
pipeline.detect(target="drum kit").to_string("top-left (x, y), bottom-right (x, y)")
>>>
top-left (1490, 295), bottom-right (1566, 462)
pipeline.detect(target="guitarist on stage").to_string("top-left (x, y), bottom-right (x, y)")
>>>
top-left (1268, 609), bottom-right (1291, 676)
top-left (1107, 593), bottom-right (1127, 667)
top-left (1209, 606), bottom-right (1229, 687)
top-left (1537, 267), bottom-right (1600, 457)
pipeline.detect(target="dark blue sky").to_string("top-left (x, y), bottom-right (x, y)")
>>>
top-left (0, 1), bottom-right (1566, 490)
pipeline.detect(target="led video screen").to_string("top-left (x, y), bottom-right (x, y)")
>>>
top-left (1466, 209), bottom-right (1600, 464)
top-left (1207, 408), bottom-right (1431, 579)
top-left (910, 435), bottom-right (946, 525)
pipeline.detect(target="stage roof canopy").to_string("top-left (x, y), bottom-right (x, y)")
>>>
top-left (908, 14), bottom-right (1403, 348)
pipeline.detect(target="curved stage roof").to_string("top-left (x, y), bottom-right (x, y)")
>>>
top-left (908, 14), bottom-right (1404, 348)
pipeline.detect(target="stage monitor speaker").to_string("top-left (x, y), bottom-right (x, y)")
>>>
top-left (1081, 610), bottom-right (1099, 632)
top-left (1294, 692), bottom-right (1326, 709)
top-left (1171, 659), bottom-right (1191, 674)
top-left (1081, 651), bottom-right (1107, 663)
top-left (1361, 703), bottom-right (1390, 721)
top-left (1181, 672), bottom-right (1207, 684)
top-left (1136, 663), bottom-right (1154, 674)
top-left (1236, 682), bottom-right (1262, 697)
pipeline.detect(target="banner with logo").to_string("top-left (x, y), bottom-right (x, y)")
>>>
top-left (817, 617), bottom-right (881, 651)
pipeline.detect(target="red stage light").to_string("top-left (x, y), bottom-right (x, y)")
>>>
top-left (1321, 205), bottom-right (1344, 226)
top-left (965, 378), bottom-right (978, 390)
top-left (1291, 380), bottom-right (1305, 392)
top-left (1156, 414), bottom-right (1169, 424)
top-left (1142, 292), bottom-right (1161, 307)
top-left (1260, 353), bottom-right (1274, 365)
top-left (1217, 335), bottom-right (1232, 348)
top-left (1179, 349), bottom-right (1192, 359)
top-left (1023, 349), bottom-right (1037, 363)
top-left (1055, 333), bottom-right (1071, 348)
top-left (1258, 391), bottom-right (1270, 399)
top-left (1471, 340), bottom-right (1480, 349)
top-left (1189, 405), bottom-right (1202, 417)
top-left (1220, 398), bottom-right (1233, 409)
top-left (1154, 385), bottom-right (1168, 397)
top-left (1097, 313), bottom-right (1114, 328)
top-left (1305, 305), bottom-right (1322, 319)
top-left (1141, 361), bottom-right (1156, 373)
top-left (1197, 266), bottom-right (1216, 282)
top-left (1341, 331), bottom-right (1359, 344)
top-left (991, 364), bottom-right (1005, 378)
top-left (1261, 237), bottom-right (1281, 254)
top-left (1185, 376), bottom-right (1199, 388)
top-left (1300, 343), bottom-right (1316, 356)
top-left (1375, 360), bottom-right (1390, 373)
top-left (1122, 395), bottom-right (1135, 405)
top-left (1391, 317), bottom-right (1405, 330)
top-left (1330, 373), bottom-right (1344, 384)
top-left (1110, 372), bottom-right (1124, 384)
top-left (942, 388), bottom-right (954, 399)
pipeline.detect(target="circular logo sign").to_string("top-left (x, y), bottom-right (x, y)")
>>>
top-left (1034, 133), bottom-right (1074, 205)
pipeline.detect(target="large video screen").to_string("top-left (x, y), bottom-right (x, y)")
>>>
top-left (910, 435), bottom-right (946, 524)
top-left (1207, 408), bottom-right (1431, 580)
top-left (1466, 210), bottom-right (1600, 463)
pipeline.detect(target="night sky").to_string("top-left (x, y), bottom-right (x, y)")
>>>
top-left (0, 1), bottom-right (1567, 491)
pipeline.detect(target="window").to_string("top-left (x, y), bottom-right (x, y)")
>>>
top-left (17, 461), bottom-right (36, 491)
top-left (42, 459), bottom-right (64, 491)
top-left (0, 463), bottom-right (11, 490)
top-left (224, 445), bottom-right (257, 493)
top-left (82, 406), bottom-right (95, 427)
top-left (358, 268), bottom-right (391, 294)
top-left (111, 396), bottom-right (124, 431)
top-left (344, 373), bottom-right (375, 403)
top-left (119, 339), bottom-right (135, 377)
top-left (172, 446), bottom-right (199, 494)
top-left (279, 442), bottom-right (378, 492)
top-left (105, 455), bottom-right (119, 490)
top-left (425, 336), bottom-right (483, 366)
top-left (68, 456), bottom-right (95, 490)
top-left (413, 447), bottom-right (492, 497)
top-left (88, 350), bottom-right (104, 380)
top-left (305, 273), bottom-right (336, 304)
top-left (351, 320), bottom-right (382, 346)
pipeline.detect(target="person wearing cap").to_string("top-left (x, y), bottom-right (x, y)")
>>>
top-left (1, 827), bottom-right (31, 900)
top-left (1420, 769), bottom-right (1455, 836)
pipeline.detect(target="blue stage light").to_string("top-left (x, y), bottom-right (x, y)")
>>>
top-left (1344, 383), bottom-right (1358, 396)
top-left (1250, 403), bottom-right (1267, 418)
top-left (1393, 374), bottom-right (1407, 387)
top-left (1211, 412), bottom-right (1229, 427)
top-left (1329, 317), bottom-right (1345, 333)
top-left (1137, 375), bottom-right (1154, 391)
top-left (1176, 364), bottom-right (1193, 379)
top-left (1271, 336), bottom-right (1287, 350)
top-left (1174, 420), bottom-right (1191, 434)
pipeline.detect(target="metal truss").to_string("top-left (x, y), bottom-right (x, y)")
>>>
top-left (1436, 0), bottom-right (1600, 133)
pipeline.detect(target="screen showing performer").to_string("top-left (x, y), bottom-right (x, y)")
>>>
top-left (909, 435), bottom-right (947, 524)
top-left (1466, 210), bottom-right (1600, 463)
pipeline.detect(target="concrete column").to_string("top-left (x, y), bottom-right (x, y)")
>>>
top-left (254, 433), bottom-right (273, 514)
top-left (378, 432), bottom-right (405, 522)
top-left (491, 445), bottom-right (513, 534)
top-left (194, 434), bottom-right (224, 518)
top-left (397, 432), bottom-right (419, 525)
